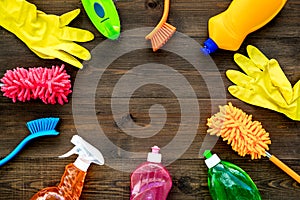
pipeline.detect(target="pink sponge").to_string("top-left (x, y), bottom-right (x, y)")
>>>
top-left (1, 64), bottom-right (72, 105)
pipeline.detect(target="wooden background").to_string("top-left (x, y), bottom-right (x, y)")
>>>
top-left (0, 0), bottom-right (299, 199)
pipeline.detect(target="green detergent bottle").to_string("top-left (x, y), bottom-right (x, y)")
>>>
top-left (203, 150), bottom-right (261, 200)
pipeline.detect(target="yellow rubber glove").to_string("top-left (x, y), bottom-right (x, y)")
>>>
top-left (0, 0), bottom-right (94, 68)
top-left (226, 45), bottom-right (300, 120)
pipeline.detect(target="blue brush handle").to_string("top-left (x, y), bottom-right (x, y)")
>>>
top-left (0, 130), bottom-right (59, 167)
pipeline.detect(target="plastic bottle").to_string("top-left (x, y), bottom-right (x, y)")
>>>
top-left (31, 135), bottom-right (105, 200)
top-left (203, 150), bottom-right (261, 200)
top-left (201, 0), bottom-right (287, 54)
top-left (130, 146), bottom-right (172, 200)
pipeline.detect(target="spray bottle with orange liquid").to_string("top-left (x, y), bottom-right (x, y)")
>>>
top-left (31, 135), bottom-right (105, 200)
top-left (201, 0), bottom-right (287, 54)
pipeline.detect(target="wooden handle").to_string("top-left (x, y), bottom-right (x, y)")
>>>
top-left (269, 155), bottom-right (300, 183)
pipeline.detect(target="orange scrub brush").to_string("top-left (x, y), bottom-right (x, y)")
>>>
top-left (145, 0), bottom-right (176, 51)
top-left (207, 102), bottom-right (300, 183)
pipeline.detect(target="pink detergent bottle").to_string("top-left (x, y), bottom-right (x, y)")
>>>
top-left (130, 146), bottom-right (172, 200)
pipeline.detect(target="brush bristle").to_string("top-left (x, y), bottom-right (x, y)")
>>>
top-left (27, 117), bottom-right (60, 135)
top-left (1, 65), bottom-right (72, 105)
top-left (147, 23), bottom-right (176, 52)
top-left (207, 103), bottom-right (271, 159)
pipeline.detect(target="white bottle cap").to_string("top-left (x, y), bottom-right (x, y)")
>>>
top-left (147, 146), bottom-right (162, 163)
top-left (204, 154), bottom-right (221, 169)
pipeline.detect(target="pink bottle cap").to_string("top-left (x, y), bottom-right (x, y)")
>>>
top-left (151, 146), bottom-right (160, 154)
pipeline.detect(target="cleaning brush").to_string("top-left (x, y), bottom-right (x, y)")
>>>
top-left (146, 0), bottom-right (176, 51)
top-left (0, 117), bottom-right (60, 167)
top-left (0, 64), bottom-right (72, 105)
top-left (207, 102), bottom-right (300, 183)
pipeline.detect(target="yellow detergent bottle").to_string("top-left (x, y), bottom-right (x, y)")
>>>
top-left (201, 0), bottom-right (287, 54)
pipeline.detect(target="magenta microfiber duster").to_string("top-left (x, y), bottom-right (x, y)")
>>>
top-left (0, 64), bottom-right (72, 105)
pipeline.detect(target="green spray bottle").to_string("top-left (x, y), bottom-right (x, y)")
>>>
top-left (203, 150), bottom-right (261, 200)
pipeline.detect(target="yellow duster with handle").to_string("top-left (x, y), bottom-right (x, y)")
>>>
top-left (0, 0), bottom-right (94, 68)
top-left (226, 45), bottom-right (300, 121)
top-left (207, 102), bottom-right (300, 183)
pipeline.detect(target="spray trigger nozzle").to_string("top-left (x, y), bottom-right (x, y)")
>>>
top-left (59, 135), bottom-right (104, 166)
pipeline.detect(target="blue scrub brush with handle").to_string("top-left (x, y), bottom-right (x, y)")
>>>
top-left (0, 117), bottom-right (60, 167)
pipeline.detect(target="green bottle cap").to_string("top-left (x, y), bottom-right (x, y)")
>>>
top-left (203, 150), bottom-right (213, 159)
top-left (203, 150), bottom-right (221, 168)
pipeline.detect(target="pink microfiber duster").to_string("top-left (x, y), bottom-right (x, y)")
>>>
top-left (0, 64), bottom-right (72, 105)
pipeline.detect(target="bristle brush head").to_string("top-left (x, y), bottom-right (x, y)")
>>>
top-left (207, 103), bottom-right (271, 159)
top-left (27, 117), bottom-right (60, 136)
top-left (148, 23), bottom-right (176, 52)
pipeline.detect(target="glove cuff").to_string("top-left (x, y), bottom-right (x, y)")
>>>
top-left (0, 0), bottom-right (38, 31)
